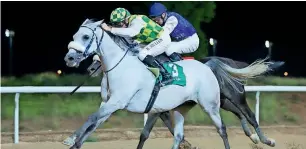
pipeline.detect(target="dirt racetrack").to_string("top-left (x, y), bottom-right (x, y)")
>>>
top-left (2, 126), bottom-right (306, 149)
top-left (2, 135), bottom-right (306, 149)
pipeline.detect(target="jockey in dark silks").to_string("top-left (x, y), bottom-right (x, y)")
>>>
top-left (149, 3), bottom-right (200, 61)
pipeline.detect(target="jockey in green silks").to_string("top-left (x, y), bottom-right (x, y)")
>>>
top-left (101, 7), bottom-right (173, 83)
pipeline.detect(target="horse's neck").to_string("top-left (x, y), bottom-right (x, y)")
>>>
top-left (108, 32), bottom-right (131, 51)
top-left (99, 32), bottom-right (142, 73)
top-left (99, 32), bottom-right (156, 92)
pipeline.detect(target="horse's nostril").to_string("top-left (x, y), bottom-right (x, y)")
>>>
top-left (68, 57), bottom-right (74, 61)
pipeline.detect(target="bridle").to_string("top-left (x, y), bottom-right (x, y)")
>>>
top-left (81, 24), bottom-right (104, 58)
top-left (70, 19), bottom-right (136, 96)
top-left (71, 20), bottom-right (128, 97)
top-left (80, 20), bottom-right (129, 73)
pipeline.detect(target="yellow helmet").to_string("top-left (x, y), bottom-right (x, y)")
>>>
top-left (110, 8), bottom-right (131, 23)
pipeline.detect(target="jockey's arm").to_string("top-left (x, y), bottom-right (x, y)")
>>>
top-left (163, 16), bottom-right (178, 33)
top-left (110, 18), bottom-right (143, 38)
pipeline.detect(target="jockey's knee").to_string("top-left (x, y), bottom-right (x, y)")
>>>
top-left (138, 32), bottom-right (171, 61)
top-left (138, 50), bottom-right (150, 61)
top-left (165, 34), bottom-right (200, 56)
top-left (190, 33), bottom-right (200, 50)
top-left (165, 46), bottom-right (180, 56)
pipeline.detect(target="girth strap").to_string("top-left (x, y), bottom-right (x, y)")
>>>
top-left (144, 83), bottom-right (161, 113)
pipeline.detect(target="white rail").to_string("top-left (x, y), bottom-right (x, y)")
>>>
top-left (1, 85), bottom-right (306, 144)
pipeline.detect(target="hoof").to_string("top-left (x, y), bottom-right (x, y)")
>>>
top-left (250, 134), bottom-right (259, 144)
top-left (69, 145), bottom-right (79, 149)
top-left (179, 141), bottom-right (199, 149)
top-left (179, 140), bottom-right (193, 149)
top-left (63, 135), bottom-right (76, 147)
top-left (267, 138), bottom-right (276, 147)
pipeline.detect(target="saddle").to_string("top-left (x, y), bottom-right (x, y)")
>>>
top-left (144, 53), bottom-right (187, 113)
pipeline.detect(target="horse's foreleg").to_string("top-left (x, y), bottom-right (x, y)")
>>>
top-left (70, 102), bottom-right (119, 149)
top-left (74, 114), bottom-right (111, 149)
top-left (63, 101), bottom-right (106, 147)
top-left (137, 113), bottom-right (160, 149)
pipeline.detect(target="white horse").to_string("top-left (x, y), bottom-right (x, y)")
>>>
top-left (64, 19), bottom-right (275, 149)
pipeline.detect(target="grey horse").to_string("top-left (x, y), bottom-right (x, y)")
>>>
top-left (83, 55), bottom-right (284, 149)
top-left (63, 18), bottom-right (283, 149)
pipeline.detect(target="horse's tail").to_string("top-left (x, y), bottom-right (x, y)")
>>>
top-left (212, 57), bottom-right (284, 80)
top-left (205, 57), bottom-right (285, 93)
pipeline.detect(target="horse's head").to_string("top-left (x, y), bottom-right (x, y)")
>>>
top-left (64, 19), bottom-right (104, 67)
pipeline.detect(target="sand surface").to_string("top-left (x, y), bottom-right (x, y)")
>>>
top-left (2, 133), bottom-right (306, 149)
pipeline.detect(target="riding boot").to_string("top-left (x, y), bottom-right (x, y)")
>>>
top-left (143, 55), bottom-right (173, 84)
top-left (169, 52), bottom-right (183, 62)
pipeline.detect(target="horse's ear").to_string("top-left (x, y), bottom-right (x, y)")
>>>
top-left (81, 19), bottom-right (90, 25)
top-left (95, 19), bottom-right (104, 26)
top-left (99, 19), bottom-right (105, 24)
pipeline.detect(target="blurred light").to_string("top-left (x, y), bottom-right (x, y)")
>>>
top-left (5, 29), bottom-right (15, 37)
top-left (265, 40), bottom-right (270, 48)
top-left (209, 38), bottom-right (214, 46)
top-left (284, 72), bottom-right (288, 76)
top-left (5, 29), bottom-right (10, 37)
top-left (57, 70), bottom-right (62, 75)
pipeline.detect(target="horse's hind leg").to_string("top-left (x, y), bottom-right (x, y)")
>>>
top-left (173, 102), bottom-right (198, 149)
top-left (199, 93), bottom-right (230, 149)
top-left (206, 108), bottom-right (230, 149)
top-left (138, 110), bottom-right (194, 149)
top-left (220, 97), bottom-right (259, 144)
top-left (229, 92), bottom-right (275, 147)
top-left (241, 96), bottom-right (275, 147)
top-left (172, 111), bottom-right (185, 149)
top-left (160, 112), bottom-right (193, 149)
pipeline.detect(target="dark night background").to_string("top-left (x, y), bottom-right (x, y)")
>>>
top-left (2, 1), bottom-right (306, 77)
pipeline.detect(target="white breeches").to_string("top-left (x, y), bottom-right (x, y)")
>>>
top-left (138, 31), bottom-right (171, 61)
top-left (165, 33), bottom-right (199, 56)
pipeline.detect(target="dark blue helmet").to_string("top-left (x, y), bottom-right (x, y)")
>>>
top-left (149, 2), bottom-right (167, 17)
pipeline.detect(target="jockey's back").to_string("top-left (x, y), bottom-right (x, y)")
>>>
top-left (127, 15), bottom-right (164, 44)
top-left (149, 2), bottom-right (200, 61)
top-left (164, 12), bottom-right (197, 42)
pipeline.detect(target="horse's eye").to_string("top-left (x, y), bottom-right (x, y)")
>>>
top-left (83, 35), bottom-right (90, 40)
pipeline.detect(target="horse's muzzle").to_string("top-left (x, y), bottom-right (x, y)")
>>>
top-left (64, 52), bottom-right (84, 67)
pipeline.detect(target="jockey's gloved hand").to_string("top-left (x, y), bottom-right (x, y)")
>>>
top-left (129, 46), bottom-right (140, 56)
top-left (101, 23), bottom-right (112, 32)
